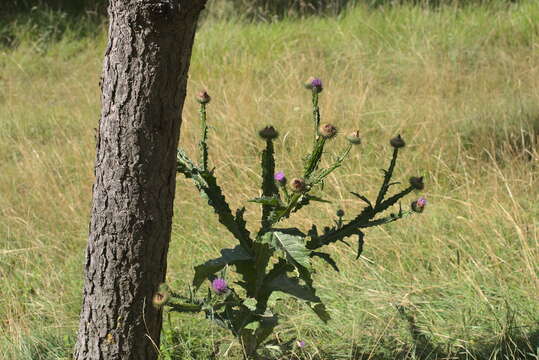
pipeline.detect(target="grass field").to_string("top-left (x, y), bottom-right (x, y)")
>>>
top-left (1, 1), bottom-right (538, 359)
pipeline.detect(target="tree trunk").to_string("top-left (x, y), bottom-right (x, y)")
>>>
top-left (74, 1), bottom-right (207, 359)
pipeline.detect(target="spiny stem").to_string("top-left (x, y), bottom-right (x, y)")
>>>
top-left (199, 103), bottom-right (209, 171)
top-left (375, 147), bottom-right (399, 208)
top-left (312, 90), bottom-right (320, 142)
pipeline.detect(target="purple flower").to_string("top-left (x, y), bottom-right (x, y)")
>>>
top-left (274, 171), bottom-right (286, 185)
top-left (411, 197), bottom-right (427, 213)
top-left (211, 278), bottom-right (228, 294)
top-left (304, 76), bottom-right (323, 93)
top-left (296, 340), bottom-right (306, 348)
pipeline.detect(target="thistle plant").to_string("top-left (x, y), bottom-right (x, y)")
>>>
top-left (160, 77), bottom-right (427, 358)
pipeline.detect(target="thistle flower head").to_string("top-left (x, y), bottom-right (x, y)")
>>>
top-left (259, 126), bottom-right (279, 140)
top-left (195, 90), bottom-right (211, 104)
top-left (211, 278), bottom-right (228, 295)
top-left (409, 176), bottom-right (425, 190)
top-left (411, 197), bottom-right (427, 213)
top-left (346, 130), bottom-right (362, 145)
top-left (304, 77), bottom-right (323, 93)
top-left (318, 123), bottom-right (337, 139)
top-left (152, 284), bottom-right (170, 308)
top-left (274, 171), bottom-right (286, 185)
top-left (290, 178), bottom-right (306, 193)
top-left (390, 134), bottom-right (405, 148)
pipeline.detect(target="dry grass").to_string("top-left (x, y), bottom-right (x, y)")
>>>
top-left (1, 1), bottom-right (538, 359)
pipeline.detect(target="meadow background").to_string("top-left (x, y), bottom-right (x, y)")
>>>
top-left (0, 0), bottom-right (538, 359)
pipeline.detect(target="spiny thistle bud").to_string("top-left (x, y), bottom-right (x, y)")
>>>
top-left (259, 126), bottom-right (279, 140)
top-left (152, 283), bottom-right (170, 308)
top-left (195, 90), bottom-right (211, 104)
top-left (409, 176), bottom-right (425, 190)
top-left (304, 77), bottom-right (323, 93)
top-left (290, 178), bottom-right (306, 193)
top-left (390, 134), bottom-right (405, 148)
top-left (274, 171), bottom-right (286, 185)
top-left (411, 197), bottom-right (427, 213)
top-left (346, 130), bottom-right (362, 145)
top-left (211, 278), bottom-right (228, 295)
top-left (336, 209), bottom-right (345, 217)
top-left (318, 123), bottom-right (337, 139)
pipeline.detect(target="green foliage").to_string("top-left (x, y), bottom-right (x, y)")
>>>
top-left (169, 81), bottom-right (425, 358)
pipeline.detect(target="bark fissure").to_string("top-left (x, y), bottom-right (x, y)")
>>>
top-left (75, 1), bottom-right (207, 359)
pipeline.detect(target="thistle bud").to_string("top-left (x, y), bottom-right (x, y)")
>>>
top-left (304, 77), bottom-right (323, 93)
top-left (152, 283), bottom-right (170, 308)
top-left (411, 197), bottom-right (427, 213)
top-left (409, 176), bottom-right (424, 190)
top-left (211, 278), bottom-right (228, 295)
top-left (274, 171), bottom-right (286, 185)
top-left (195, 90), bottom-right (211, 104)
top-left (390, 134), bottom-right (405, 148)
top-left (290, 178), bottom-right (306, 193)
top-left (259, 126), bottom-right (279, 140)
top-left (318, 123), bottom-right (337, 139)
top-left (346, 130), bottom-right (361, 145)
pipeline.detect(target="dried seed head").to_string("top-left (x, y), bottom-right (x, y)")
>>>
top-left (390, 134), bottom-right (405, 148)
top-left (336, 209), bottom-right (345, 217)
top-left (346, 130), bottom-right (362, 145)
top-left (290, 178), bottom-right (306, 193)
top-left (411, 197), bottom-right (427, 213)
top-left (409, 176), bottom-right (425, 190)
top-left (211, 278), bottom-right (228, 295)
top-left (152, 284), bottom-right (170, 308)
top-left (318, 123), bottom-right (337, 139)
top-left (259, 126), bottom-right (279, 140)
top-left (304, 77), bottom-right (323, 93)
top-left (195, 90), bottom-right (211, 104)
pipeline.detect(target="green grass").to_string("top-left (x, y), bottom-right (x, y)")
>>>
top-left (1, 1), bottom-right (538, 359)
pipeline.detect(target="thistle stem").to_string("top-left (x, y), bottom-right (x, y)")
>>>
top-left (199, 103), bottom-right (209, 171)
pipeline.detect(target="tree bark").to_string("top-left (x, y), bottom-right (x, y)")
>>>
top-left (74, 1), bottom-right (206, 359)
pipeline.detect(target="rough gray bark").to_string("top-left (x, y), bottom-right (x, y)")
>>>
top-left (74, 1), bottom-right (207, 359)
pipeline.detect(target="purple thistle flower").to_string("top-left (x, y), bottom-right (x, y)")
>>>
top-left (296, 340), bottom-right (306, 348)
top-left (411, 196), bottom-right (427, 213)
top-left (274, 171), bottom-right (286, 185)
top-left (211, 278), bottom-right (228, 294)
top-left (304, 76), bottom-right (323, 93)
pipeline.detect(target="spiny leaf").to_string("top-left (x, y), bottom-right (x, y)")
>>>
top-left (350, 191), bottom-right (372, 207)
top-left (268, 229), bottom-right (311, 270)
top-left (310, 251), bottom-right (340, 272)
top-left (265, 273), bottom-right (320, 303)
top-left (310, 303), bottom-right (331, 323)
top-left (249, 196), bottom-right (284, 208)
top-left (193, 245), bottom-right (252, 290)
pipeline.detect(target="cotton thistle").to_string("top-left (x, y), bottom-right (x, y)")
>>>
top-left (290, 178), bottom-right (306, 193)
top-left (318, 123), bottom-right (337, 139)
top-left (152, 283), bottom-right (170, 308)
top-left (390, 134), bottom-right (405, 148)
top-left (259, 126), bottom-right (279, 140)
top-left (211, 278), bottom-right (228, 295)
top-left (304, 76), bottom-right (323, 93)
top-left (195, 90), bottom-right (211, 104)
top-left (274, 171), bottom-right (286, 186)
top-left (411, 197), bottom-right (427, 213)
top-left (409, 176), bottom-right (425, 190)
top-left (346, 130), bottom-right (362, 145)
